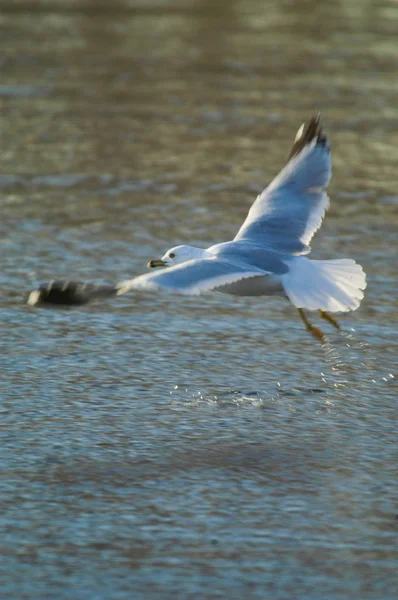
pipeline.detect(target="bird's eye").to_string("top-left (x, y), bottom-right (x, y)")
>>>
top-left (169, 252), bottom-right (175, 259)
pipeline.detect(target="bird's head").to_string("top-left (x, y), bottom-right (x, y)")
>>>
top-left (147, 245), bottom-right (206, 268)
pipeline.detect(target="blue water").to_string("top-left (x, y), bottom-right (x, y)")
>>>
top-left (1, 1), bottom-right (397, 598)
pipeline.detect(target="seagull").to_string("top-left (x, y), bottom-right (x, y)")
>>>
top-left (116, 114), bottom-right (366, 340)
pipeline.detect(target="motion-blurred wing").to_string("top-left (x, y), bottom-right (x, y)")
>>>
top-left (117, 258), bottom-right (265, 296)
top-left (234, 115), bottom-right (331, 254)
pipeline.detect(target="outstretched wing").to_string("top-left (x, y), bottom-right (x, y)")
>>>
top-left (117, 257), bottom-right (265, 296)
top-left (234, 115), bottom-right (331, 255)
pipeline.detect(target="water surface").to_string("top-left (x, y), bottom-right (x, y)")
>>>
top-left (0, 1), bottom-right (397, 598)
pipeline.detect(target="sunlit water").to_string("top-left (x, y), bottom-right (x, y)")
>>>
top-left (0, 1), bottom-right (397, 598)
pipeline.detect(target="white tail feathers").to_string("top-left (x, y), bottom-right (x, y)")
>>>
top-left (282, 257), bottom-right (366, 313)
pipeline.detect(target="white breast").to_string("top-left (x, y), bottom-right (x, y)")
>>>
top-left (215, 274), bottom-right (285, 297)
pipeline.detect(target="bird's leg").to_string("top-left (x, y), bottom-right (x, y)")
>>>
top-left (318, 310), bottom-right (341, 330)
top-left (297, 308), bottom-right (325, 341)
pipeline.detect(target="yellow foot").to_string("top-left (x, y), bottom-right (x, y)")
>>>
top-left (297, 308), bottom-right (325, 342)
top-left (319, 310), bottom-right (341, 330)
top-left (308, 325), bottom-right (325, 341)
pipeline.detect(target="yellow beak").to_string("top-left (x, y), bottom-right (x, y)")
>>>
top-left (147, 258), bottom-right (166, 268)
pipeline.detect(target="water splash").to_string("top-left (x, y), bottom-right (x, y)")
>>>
top-left (318, 327), bottom-right (395, 397)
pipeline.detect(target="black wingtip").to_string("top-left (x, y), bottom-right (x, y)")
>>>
top-left (27, 280), bottom-right (117, 307)
top-left (287, 112), bottom-right (328, 161)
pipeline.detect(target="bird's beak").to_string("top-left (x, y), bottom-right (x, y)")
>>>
top-left (147, 258), bottom-right (166, 268)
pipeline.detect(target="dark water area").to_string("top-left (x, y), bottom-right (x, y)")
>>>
top-left (0, 1), bottom-right (397, 598)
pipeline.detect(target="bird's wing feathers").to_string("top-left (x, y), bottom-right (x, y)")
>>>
top-left (117, 257), bottom-right (265, 296)
top-left (234, 115), bottom-right (331, 255)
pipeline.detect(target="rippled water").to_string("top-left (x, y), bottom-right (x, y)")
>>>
top-left (1, 1), bottom-right (397, 598)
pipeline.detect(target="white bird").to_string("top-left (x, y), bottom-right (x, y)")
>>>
top-left (117, 115), bottom-right (366, 340)
top-left (29, 115), bottom-right (366, 339)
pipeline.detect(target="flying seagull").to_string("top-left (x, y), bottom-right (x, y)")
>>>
top-left (29, 115), bottom-right (366, 340)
